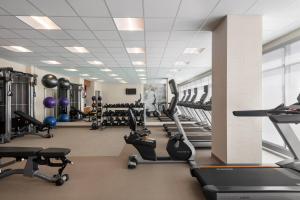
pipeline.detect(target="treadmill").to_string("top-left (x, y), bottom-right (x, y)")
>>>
top-left (164, 87), bottom-right (210, 133)
top-left (191, 96), bottom-right (300, 200)
top-left (158, 89), bottom-right (192, 122)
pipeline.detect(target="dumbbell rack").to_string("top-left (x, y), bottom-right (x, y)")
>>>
top-left (102, 104), bottom-right (144, 127)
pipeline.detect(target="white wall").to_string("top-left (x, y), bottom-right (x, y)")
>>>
top-left (98, 83), bottom-right (143, 104)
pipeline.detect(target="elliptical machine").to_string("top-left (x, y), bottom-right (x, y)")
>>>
top-left (146, 94), bottom-right (161, 117)
top-left (124, 79), bottom-right (196, 169)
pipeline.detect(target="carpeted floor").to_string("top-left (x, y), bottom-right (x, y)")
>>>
top-left (0, 126), bottom-right (217, 200)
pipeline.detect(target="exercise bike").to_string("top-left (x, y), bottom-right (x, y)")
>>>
top-left (124, 79), bottom-right (196, 169)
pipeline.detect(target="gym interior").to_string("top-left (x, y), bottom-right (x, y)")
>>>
top-left (0, 0), bottom-right (300, 200)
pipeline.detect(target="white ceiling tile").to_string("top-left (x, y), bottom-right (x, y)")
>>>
top-left (94, 31), bottom-right (121, 40)
top-left (169, 31), bottom-right (196, 41)
top-left (120, 31), bottom-right (144, 40)
top-left (88, 47), bottom-right (108, 53)
top-left (82, 17), bottom-right (116, 30)
top-left (123, 40), bottom-right (145, 48)
top-left (173, 18), bottom-right (203, 31)
top-left (51, 17), bottom-right (87, 30)
top-left (167, 41), bottom-right (187, 48)
top-left (0, 38), bottom-right (16, 46)
top-left (145, 18), bottom-right (174, 31)
top-left (0, 16), bottom-right (31, 29)
top-left (29, 0), bottom-right (77, 16)
top-left (107, 47), bottom-right (127, 54)
top-left (0, 0), bottom-right (42, 15)
top-left (67, 0), bottom-right (110, 17)
top-left (55, 39), bottom-right (81, 46)
top-left (177, 0), bottom-right (219, 19)
top-left (144, 0), bottom-right (181, 17)
top-left (33, 39), bottom-right (59, 47)
top-left (13, 29), bottom-right (47, 39)
top-left (0, 29), bottom-right (22, 39)
top-left (102, 40), bottom-right (123, 47)
top-left (39, 30), bottom-right (72, 40)
top-left (6, 38), bottom-right (37, 46)
top-left (146, 40), bottom-right (167, 48)
top-left (67, 30), bottom-right (95, 39)
top-left (0, 7), bottom-right (8, 15)
top-left (247, 0), bottom-right (295, 15)
top-left (106, 0), bottom-right (143, 17)
top-left (78, 39), bottom-right (103, 47)
top-left (129, 54), bottom-right (145, 60)
top-left (146, 32), bottom-right (169, 41)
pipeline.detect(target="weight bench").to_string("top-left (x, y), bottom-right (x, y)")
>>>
top-left (14, 111), bottom-right (53, 138)
top-left (0, 147), bottom-right (72, 186)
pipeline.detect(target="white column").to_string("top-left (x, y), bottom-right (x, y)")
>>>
top-left (212, 15), bottom-right (262, 164)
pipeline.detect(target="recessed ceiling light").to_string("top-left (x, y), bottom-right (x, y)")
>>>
top-left (65, 47), bottom-right (89, 53)
top-left (64, 68), bottom-right (78, 72)
top-left (42, 60), bottom-right (61, 65)
top-left (113, 18), bottom-right (144, 31)
top-left (120, 80), bottom-right (128, 84)
top-left (90, 77), bottom-right (98, 80)
top-left (139, 77), bottom-right (147, 80)
top-left (1, 46), bottom-right (32, 52)
top-left (100, 68), bottom-right (112, 72)
top-left (109, 74), bottom-right (118, 77)
top-left (17, 16), bottom-right (61, 30)
top-left (174, 61), bottom-right (187, 66)
top-left (115, 77), bottom-right (122, 80)
top-left (132, 61), bottom-right (145, 66)
top-left (88, 60), bottom-right (103, 65)
top-left (80, 74), bottom-right (90, 77)
top-left (183, 48), bottom-right (204, 54)
top-left (126, 47), bottom-right (144, 54)
top-left (135, 69), bottom-right (145, 72)
top-left (138, 74), bottom-right (146, 77)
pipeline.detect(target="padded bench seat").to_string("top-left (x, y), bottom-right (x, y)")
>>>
top-left (39, 148), bottom-right (70, 158)
top-left (0, 147), bottom-right (43, 158)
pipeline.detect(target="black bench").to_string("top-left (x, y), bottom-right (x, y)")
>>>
top-left (0, 147), bottom-right (71, 186)
top-left (14, 111), bottom-right (53, 138)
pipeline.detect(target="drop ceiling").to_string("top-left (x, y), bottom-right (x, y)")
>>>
top-left (0, 0), bottom-right (299, 83)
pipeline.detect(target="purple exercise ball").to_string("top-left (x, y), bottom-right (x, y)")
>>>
top-left (59, 97), bottom-right (69, 107)
top-left (43, 97), bottom-right (56, 108)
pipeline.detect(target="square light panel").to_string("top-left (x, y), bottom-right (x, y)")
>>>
top-left (120, 80), bottom-right (128, 84)
top-left (109, 74), bottom-right (118, 77)
top-left (65, 47), bottom-right (89, 53)
top-left (80, 74), bottom-right (90, 77)
top-left (138, 74), bottom-right (146, 77)
top-left (114, 77), bottom-right (122, 80)
top-left (114, 18), bottom-right (144, 31)
top-left (1, 46), bottom-right (32, 52)
top-left (126, 47), bottom-right (144, 54)
top-left (17, 16), bottom-right (60, 30)
top-left (64, 68), bottom-right (78, 71)
top-left (42, 60), bottom-right (61, 65)
top-left (135, 69), bottom-right (145, 72)
top-left (90, 77), bottom-right (98, 80)
top-left (88, 60), bottom-right (103, 65)
top-left (183, 48), bottom-right (204, 54)
top-left (101, 68), bottom-right (112, 72)
top-left (139, 77), bottom-right (146, 80)
top-left (132, 61), bottom-right (145, 66)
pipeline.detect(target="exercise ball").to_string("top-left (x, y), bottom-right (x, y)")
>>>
top-left (59, 97), bottom-right (69, 107)
top-left (58, 78), bottom-right (70, 90)
top-left (43, 116), bottom-right (57, 128)
top-left (58, 114), bottom-right (70, 122)
top-left (43, 97), bottom-right (56, 108)
top-left (42, 74), bottom-right (58, 88)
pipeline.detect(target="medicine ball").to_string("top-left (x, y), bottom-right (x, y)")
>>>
top-left (58, 114), bottom-right (70, 122)
top-left (43, 97), bottom-right (56, 108)
top-left (43, 116), bottom-right (57, 128)
top-left (58, 78), bottom-right (70, 90)
top-left (42, 74), bottom-right (58, 88)
top-left (59, 97), bottom-right (69, 107)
